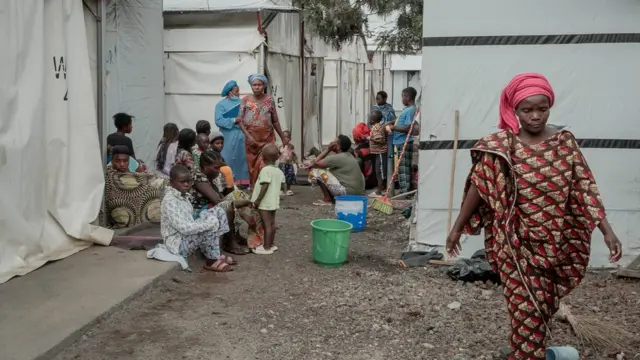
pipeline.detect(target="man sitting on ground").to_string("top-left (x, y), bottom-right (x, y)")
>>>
top-left (302, 134), bottom-right (365, 206)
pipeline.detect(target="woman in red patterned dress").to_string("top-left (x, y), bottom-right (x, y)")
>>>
top-left (446, 73), bottom-right (622, 360)
top-left (236, 74), bottom-right (286, 187)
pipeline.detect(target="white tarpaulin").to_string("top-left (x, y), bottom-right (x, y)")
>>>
top-left (0, 0), bottom-right (112, 284)
top-left (105, 0), bottom-right (165, 164)
top-left (417, 0), bottom-right (640, 267)
top-left (303, 57), bottom-right (324, 152)
top-left (266, 53), bottom-right (301, 151)
top-left (163, 23), bottom-right (262, 133)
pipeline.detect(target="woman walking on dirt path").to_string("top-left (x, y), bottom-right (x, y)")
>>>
top-left (236, 74), bottom-right (287, 188)
top-left (446, 73), bottom-right (622, 360)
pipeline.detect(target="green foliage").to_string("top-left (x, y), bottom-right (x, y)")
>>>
top-left (295, 0), bottom-right (423, 53)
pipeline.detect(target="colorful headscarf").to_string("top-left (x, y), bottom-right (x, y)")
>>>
top-left (248, 73), bottom-right (268, 86)
top-left (499, 73), bottom-right (555, 134)
top-left (221, 80), bottom-right (238, 97)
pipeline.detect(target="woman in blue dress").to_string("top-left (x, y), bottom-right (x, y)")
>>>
top-left (215, 80), bottom-right (250, 188)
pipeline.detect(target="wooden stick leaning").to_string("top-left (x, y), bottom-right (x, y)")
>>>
top-left (446, 110), bottom-right (460, 236)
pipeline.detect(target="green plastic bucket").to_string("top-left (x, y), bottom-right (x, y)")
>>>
top-left (311, 219), bottom-right (353, 268)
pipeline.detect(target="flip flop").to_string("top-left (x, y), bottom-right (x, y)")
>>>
top-left (313, 200), bottom-right (332, 206)
top-left (203, 259), bottom-right (233, 272)
top-left (252, 245), bottom-right (274, 255)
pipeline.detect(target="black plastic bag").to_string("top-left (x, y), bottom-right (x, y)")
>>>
top-left (446, 249), bottom-right (501, 284)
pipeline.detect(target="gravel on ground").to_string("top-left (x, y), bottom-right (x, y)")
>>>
top-left (54, 186), bottom-right (640, 360)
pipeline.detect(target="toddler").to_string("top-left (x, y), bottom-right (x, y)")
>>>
top-left (368, 110), bottom-right (388, 197)
top-left (251, 143), bottom-right (285, 255)
top-left (192, 133), bottom-right (210, 170)
top-left (278, 130), bottom-right (298, 196)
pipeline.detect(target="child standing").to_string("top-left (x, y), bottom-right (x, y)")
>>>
top-left (251, 143), bottom-right (285, 255)
top-left (368, 110), bottom-right (388, 197)
top-left (160, 164), bottom-right (234, 272)
top-left (278, 130), bottom-right (298, 196)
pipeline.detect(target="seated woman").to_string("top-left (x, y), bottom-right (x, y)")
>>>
top-left (302, 135), bottom-right (365, 205)
top-left (105, 145), bottom-right (166, 228)
top-left (196, 151), bottom-right (266, 252)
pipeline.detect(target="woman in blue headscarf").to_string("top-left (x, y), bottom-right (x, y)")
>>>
top-left (215, 80), bottom-right (250, 187)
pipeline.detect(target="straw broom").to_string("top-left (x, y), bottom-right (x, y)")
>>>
top-left (554, 302), bottom-right (634, 351)
top-left (371, 109), bottom-right (420, 215)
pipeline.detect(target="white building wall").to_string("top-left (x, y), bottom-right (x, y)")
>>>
top-left (417, 0), bottom-right (640, 267)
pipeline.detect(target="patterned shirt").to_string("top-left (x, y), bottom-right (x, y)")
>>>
top-left (278, 144), bottom-right (297, 165)
top-left (192, 146), bottom-right (204, 170)
top-left (372, 103), bottom-right (396, 125)
top-left (161, 187), bottom-right (219, 255)
top-left (369, 123), bottom-right (387, 154)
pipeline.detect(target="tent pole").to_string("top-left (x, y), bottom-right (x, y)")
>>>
top-left (299, 10), bottom-right (305, 155)
top-left (97, 0), bottom-right (108, 226)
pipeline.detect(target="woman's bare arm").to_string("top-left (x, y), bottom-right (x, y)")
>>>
top-left (450, 184), bottom-right (482, 233)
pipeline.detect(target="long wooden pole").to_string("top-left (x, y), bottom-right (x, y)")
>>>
top-left (446, 110), bottom-right (460, 235)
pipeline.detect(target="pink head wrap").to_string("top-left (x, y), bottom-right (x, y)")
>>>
top-left (499, 73), bottom-right (555, 134)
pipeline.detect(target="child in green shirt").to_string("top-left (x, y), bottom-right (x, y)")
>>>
top-left (250, 143), bottom-right (285, 255)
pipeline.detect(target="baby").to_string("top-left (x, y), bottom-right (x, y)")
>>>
top-left (278, 130), bottom-right (298, 196)
top-left (251, 143), bottom-right (285, 255)
top-left (192, 133), bottom-right (210, 170)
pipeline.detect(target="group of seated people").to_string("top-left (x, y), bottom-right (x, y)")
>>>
top-left (103, 101), bottom-right (415, 270)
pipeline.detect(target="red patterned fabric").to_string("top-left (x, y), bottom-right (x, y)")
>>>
top-left (462, 130), bottom-right (605, 359)
top-left (352, 123), bottom-right (370, 143)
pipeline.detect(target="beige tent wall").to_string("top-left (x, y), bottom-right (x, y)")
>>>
top-left (0, 0), bottom-right (113, 284)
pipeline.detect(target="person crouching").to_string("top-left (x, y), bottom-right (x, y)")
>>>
top-left (161, 164), bottom-right (235, 272)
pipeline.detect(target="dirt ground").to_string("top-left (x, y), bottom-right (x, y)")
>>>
top-left (55, 186), bottom-right (640, 360)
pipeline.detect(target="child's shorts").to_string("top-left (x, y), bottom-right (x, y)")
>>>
top-left (278, 163), bottom-right (296, 185)
top-left (373, 153), bottom-right (388, 184)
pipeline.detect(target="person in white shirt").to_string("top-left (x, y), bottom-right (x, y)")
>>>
top-left (160, 164), bottom-right (235, 272)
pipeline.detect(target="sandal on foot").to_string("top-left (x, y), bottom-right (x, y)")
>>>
top-left (203, 259), bottom-right (233, 272)
top-left (251, 245), bottom-right (274, 255)
top-left (313, 200), bottom-right (332, 206)
top-left (285, 190), bottom-right (294, 196)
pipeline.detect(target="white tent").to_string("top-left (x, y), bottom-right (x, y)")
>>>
top-left (389, 54), bottom-right (421, 116)
top-left (163, 1), bottom-right (327, 154)
top-left (0, 0), bottom-right (127, 284)
top-left (416, 0), bottom-right (640, 267)
top-left (104, 0), bottom-right (166, 164)
top-left (321, 39), bottom-right (369, 145)
top-left (163, 0), bottom-right (371, 152)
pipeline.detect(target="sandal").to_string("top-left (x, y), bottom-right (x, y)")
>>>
top-left (225, 246), bottom-right (251, 255)
top-left (251, 245), bottom-right (274, 255)
top-left (286, 190), bottom-right (294, 196)
top-left (313, 200), bottom-right (332, 206)
top-left (203, 259), bottom-right (233, 272)
top-left (220, 254), bottom-right (238, 265)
